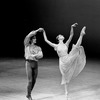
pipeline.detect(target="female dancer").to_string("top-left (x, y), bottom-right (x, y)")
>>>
top-left (24, 28), bottom-right (43, 100)
top-left (42, 23), bottom-right (86, 98)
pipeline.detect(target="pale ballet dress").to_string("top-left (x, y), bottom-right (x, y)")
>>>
top-left (55, 44), bottom-right (86, 85)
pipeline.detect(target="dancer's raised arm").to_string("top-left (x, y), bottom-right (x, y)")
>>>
top-left (24, 28), bottom-right (43, 47)
top-left (65, 23), bottom-right (78, 46)
top-left (43, 30), bottom-right (57, 48)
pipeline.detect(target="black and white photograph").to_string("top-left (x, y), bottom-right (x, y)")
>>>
top-left (0, 0), bottom-right (100, 100)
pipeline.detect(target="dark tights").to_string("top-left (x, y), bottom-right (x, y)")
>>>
top-left (25, 60), bottom-right (38, 98)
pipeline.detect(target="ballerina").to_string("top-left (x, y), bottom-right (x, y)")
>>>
top-left (42, 23), bottom-right (86, 99)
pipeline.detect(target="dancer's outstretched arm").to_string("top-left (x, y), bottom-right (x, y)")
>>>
top-left (24, 28), bottom-right (43, 47)
top-left (75, 26), bottom-right (86, 47)
top-left (43, 30), bottom-right (57, 48)
top-left (65, 23), bottom-right (78, 46)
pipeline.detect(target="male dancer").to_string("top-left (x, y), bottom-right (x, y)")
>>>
top-left (24, 28), bottom-right (43, 100)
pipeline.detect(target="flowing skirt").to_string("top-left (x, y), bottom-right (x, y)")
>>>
top-left (59, 45), bottom-right (86, 85)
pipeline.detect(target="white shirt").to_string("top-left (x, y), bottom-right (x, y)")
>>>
top-left (24, 45), bottom-right (43, 61)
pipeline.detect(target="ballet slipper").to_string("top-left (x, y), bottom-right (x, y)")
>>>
top-left (81, 26), bottom-right (86, 35)
top-left (65, 91), bottom-right (68, 100)
top-left (26, 95), bottom-right (33, 100)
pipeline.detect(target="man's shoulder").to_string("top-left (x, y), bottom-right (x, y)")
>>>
top-left (35, 45), bottom-right (41, 48)
top-left (36, 46), bottom-right (42, 50)
top-left (25, 44), bottom-right (31, 48)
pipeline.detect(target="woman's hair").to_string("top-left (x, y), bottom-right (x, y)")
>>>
top-left (56, 34), bottom-right (65, 40)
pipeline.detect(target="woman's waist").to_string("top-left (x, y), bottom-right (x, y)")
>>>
top-left (58, 53), bottom-right (68, 57)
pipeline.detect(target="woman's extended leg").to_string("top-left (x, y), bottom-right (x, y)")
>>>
top-left (75, 26), bottom-right (86, 47)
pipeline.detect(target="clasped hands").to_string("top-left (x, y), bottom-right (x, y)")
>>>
top-left (37, 28), bottom-right (44, 32)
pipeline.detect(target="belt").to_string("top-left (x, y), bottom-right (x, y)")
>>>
top-left (25, 59), bottom-right (37, 62)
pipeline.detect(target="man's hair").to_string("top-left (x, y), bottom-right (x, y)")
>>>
top-left (30, 36), bottom-right (36, 44)
top-left (32, 36), bottom-right (36, 39)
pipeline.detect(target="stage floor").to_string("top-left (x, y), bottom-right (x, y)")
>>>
top-left (0, 58), bottom-right (100, 100)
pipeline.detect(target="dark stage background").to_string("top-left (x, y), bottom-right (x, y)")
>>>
top-left (1, 0), bottom-right (100, 59)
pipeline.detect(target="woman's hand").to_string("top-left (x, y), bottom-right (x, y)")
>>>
top-left (71, 23), bottom-right (78, 27)
top-left (69, 23), bottom-right (78, 36)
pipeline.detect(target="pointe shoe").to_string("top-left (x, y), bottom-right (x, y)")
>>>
top-left (65, 91), bottom-right (68, 95)
top-left (81, 26), bottom-right (86, 35)
top-left (65, 92), bottom-right (68, 100)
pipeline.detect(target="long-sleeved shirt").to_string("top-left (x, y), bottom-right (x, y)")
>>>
top-left (24, 45), bottom-right (43, 61)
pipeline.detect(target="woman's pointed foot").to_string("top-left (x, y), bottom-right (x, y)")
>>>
top-left (65, 92), bottom-right (68, 97)
top-left (81, 26), bottom-right (86, 35)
